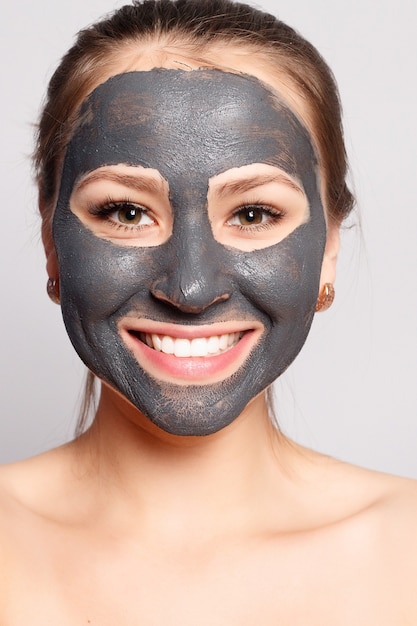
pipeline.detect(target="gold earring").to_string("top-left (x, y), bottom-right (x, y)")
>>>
top-left (315, 283), bottom-right (335, 312)
top-left (47, 277), bottom-right (60, 305)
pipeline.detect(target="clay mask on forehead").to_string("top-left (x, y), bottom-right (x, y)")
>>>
top-left (53, 69), bottom-right (326, 436)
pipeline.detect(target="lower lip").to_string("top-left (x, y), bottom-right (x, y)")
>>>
top-left (122, 330), bottom-right (257, 384)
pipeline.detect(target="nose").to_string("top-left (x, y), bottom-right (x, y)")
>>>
top-left (150, 233), bottom-right (231, 314)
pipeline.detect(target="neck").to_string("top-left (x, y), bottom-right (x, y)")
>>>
top-left (71, 383), bottom-right (296, 539)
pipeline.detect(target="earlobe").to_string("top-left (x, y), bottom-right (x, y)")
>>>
top-left (46, 276), bottom-right (60, 304)
top-left (43, 229), bottom-right (60, 305)
top-left (315, 221), bottom-right (340, 312)
top-left (316, 283), bottom-right (335, 312)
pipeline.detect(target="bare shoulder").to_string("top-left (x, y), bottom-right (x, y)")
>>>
top-left (0, 443), bottom-right (79, 514)
top-left (317, 453), bottom-right (417, 543)
top-left (337, 459), bottom-right (417, 527)
top-left (317, 455), bottom-right (417, 610)
top-left (378, 468), bottom-right (417, 515)
top-left (368, 467), bottom-right (417, 562)
top-left (292, 450), bottom-right (417, 620)
top-left (0, 448), bottom-right (76, 597)
top-left (369, 468), bottom-right (417, 555)
top-left (0, 445), bottom-right (76, 542)
top-left (358, 466), bottom-right (417, 614)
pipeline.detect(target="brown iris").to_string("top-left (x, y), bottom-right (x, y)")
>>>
top-left (117, 204), bottom-right (145, 225)
top-left (237, 207), bottom-right (264, 226)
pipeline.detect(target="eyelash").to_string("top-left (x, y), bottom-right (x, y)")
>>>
top-left (229, 202), bottom-right (286, 231)
top-left (87, 198), bottom-right (154, 231)
top-left (85, 197), bottom-right (285, 235)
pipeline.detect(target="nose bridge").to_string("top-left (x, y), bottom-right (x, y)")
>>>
top-left (151, 218), bottom-right (231, 314)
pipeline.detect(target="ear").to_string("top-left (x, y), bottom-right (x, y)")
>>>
top-left (319, 219), bottom-right (340, 288)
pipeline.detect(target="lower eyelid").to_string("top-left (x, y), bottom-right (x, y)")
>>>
top-left (233, 221), bottom-right (279, 233)
top-left (104, 214), bottom-right (156, 231)
top-left (105, 220), bottom-right (152, 233)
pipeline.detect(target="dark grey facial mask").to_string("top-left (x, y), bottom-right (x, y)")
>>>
top-left (53, 70), bottom-right (326, 435)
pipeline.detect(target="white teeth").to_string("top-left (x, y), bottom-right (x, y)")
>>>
top-left (161, 335), bottom-right (175, 354)
top-left (190, 337), bottom-right (208, 357)
top-left (219, 334), bottom-right (229, 351)
top-left (174, 338), bottom-right (191, 358)
top-left (207, 336), bottom-right (220, 354)
top-left (142, 332), bottom-right (242, 357)
top-left (152, 334), bottom-right (162, 351)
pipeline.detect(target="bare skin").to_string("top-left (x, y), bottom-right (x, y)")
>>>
top-left (1, 385), bottom-right (417, 624)
top-left (2, 46), bottom-right (416, 623)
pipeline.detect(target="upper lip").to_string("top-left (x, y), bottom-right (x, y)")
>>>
top-left (118, 318), bottom-right (263, 340)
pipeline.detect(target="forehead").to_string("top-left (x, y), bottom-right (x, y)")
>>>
top-left (64, 69), bottom-right (317, 186)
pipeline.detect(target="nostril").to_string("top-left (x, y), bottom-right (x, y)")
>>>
top-left (150, 284), bottom-right (230, 314)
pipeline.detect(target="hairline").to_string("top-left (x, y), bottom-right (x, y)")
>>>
top-left (45, 38), bottom-right (326, 225)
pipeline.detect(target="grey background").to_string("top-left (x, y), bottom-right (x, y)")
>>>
top-left (1, 0), bottom-right (416, 476)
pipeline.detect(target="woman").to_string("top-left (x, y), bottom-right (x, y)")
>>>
top-left (1, 0), bottom-right (416, 622)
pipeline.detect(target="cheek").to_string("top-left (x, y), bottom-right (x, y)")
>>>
top-left (55, 220), bottom-right (158, 319)
top-left (231, 226), bottom-right (322, 321)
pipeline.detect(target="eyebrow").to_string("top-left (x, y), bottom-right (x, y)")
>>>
top-left (213, 173), bottom-right (304, 198)
top-left (74, 170), bottom-right (166, 194)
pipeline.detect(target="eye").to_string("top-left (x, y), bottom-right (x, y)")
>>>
top-left (69, 166), bottom-right (174, 246)
top-left (89, 200), bottom-right (155, 229)
top-left (229, 206), bottom-right (266, 226)
top-left (228, 205), bottom-right (283, 228)
top-left (111, 202), bottom-right (154, 226)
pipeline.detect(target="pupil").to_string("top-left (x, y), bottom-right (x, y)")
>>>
top-left (126, 208), bottom-right (137, 221)
top-left (119, 207), bottom-right (138, 222)
top-left (240, 207), bottom-right (262, 225)
top-left (117, 206), bottom-right (141, 225)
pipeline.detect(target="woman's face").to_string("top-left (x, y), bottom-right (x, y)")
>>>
top-left (51, 65), bottom-right (330, 436)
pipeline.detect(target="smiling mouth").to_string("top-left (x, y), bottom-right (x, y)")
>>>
top-left (131, 331), bottom-right (244, 358)
top-left (120, 323), bottom-right (260, 384)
